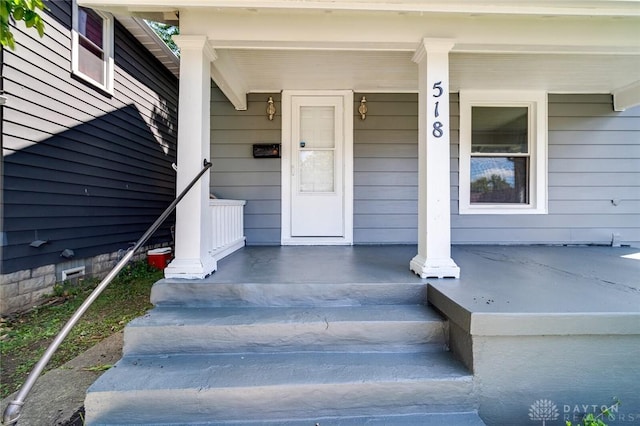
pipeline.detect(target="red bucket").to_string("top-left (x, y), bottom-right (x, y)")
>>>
top-left (147, 247), bottom-right (172, 269)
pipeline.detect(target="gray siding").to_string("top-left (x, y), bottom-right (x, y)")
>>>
top-left (1, 1), bottom-right (178, 273)
top-left (451, 94), bottom-right (640, 246)
top-left (210, 88), bottom-right (281, 245)
top-left (209, 90), bottom-right (638, 247)
top-left (354, 93), bottom-right (419, 244)
top-left (210, 91), bottom-right (419, 245)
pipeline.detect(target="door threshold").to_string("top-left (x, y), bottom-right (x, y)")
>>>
top-left (281, 237), bottom-right (353, 246)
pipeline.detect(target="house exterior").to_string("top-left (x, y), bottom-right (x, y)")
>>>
top-left (0, 0), bottom-right (179, 314)
top-left (3, 2), bottom-right (639, 424)
top-left (79, 0), bottom-right (640, 281)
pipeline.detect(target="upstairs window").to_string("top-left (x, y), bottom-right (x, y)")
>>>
top-left (459, 91), bottom-right (548, 214)
top-left (72, 2), bottom-right (114, 93)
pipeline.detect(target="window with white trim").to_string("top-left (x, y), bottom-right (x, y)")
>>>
top-left (459, 91), bottom-right (548, 214)
top-left (72, 1), bottom-right (114, 93)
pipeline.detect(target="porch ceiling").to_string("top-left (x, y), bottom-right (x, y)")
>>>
top-left (216, 49), bottom-right (640, 96)
top-left (197, 7), bottom-right (640, 110)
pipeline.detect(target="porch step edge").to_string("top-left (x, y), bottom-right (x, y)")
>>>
top-left (123, 305), bottom-right (448, 355)
top-left (86, 351), bottom-right (475, 424)
top-left (150, 281), bottom-right (427, 307)
top-left (89, 411), bottom-right (486, 425)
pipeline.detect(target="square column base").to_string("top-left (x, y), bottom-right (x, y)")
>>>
top-left (164, 257), bottom-right (217, 279)
top-left (410, 255), bottom-right (460, 279)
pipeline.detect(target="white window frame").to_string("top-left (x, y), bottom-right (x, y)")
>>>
top-left (459, 90), bottom-right (548, 215)
top-left (72, 1), bottom-right (114, 94)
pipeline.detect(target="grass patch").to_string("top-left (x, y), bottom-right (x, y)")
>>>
top-left (0, 261), bottom-right (162, 399)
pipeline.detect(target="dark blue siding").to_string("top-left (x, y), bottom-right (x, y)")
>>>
top-left (1, 1), bottom-right (178, 273)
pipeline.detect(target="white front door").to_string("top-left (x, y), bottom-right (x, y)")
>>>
top-left (282, 91), bottom-right (353, 245)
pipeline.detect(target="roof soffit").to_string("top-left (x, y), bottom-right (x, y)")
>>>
top-left (116, 16), bottom-right (180, 76)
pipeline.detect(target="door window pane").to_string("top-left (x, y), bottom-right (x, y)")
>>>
top-left (300, 106), bottom-right (335, 148)
top-left (470, 157), bottom-right (529, 203)
top-left (300, 151), bottom-right (334, 193)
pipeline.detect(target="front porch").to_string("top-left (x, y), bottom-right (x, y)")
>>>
top-left (92, 2), bottom-right (639, 282)
top-left (160, 244), bottom-right (640, 296)
top-left (87, 245), bottom-right (639, 425)
top-left (164, 244), bottom-right (640, 425)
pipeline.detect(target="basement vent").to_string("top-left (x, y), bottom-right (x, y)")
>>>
top-left (61, 266), bottom-right (85, 281)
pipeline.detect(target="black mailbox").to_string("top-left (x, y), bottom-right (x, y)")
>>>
top-left (253, 144), bottom-right (280, 158)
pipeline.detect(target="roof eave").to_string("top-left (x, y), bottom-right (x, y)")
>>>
top-left (78, 0), bottom-right (640, 17)
top-left (116, 15), bottom-right (180, 77)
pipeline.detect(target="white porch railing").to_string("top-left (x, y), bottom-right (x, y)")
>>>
top-left (210, 199), bottom-right (246, 260)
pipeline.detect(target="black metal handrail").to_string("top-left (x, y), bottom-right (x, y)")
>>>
top-left (2, 159), bottom-right (212, 425)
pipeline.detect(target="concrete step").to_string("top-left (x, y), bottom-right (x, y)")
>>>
top-left (123, 305), bottom-right (448, 355)
top-left (88, 412), bottom-right (486, 425)
top-left (86, 351), bottom-right (477, 425)
top-left (151, 280), bottom-right (427, 307)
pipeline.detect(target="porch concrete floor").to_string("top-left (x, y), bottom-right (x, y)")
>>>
top-left (207, 245), bottom-right (640, 314)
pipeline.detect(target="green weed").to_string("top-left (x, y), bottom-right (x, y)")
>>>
top-left (82, 364), bottom-right (114, 372)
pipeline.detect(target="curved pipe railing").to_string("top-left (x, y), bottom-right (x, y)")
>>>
top-left (2, 159), bottom-right (212, 425)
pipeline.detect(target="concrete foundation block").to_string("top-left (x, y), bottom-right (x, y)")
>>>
top-left (32, 264), bottom-right (55, 278)
top-left (0, 282), bottom-right (19, 300)
top-left (18, 276), bottom-right (46, 295)
top-left (0, 270), bottom-right (31, 286)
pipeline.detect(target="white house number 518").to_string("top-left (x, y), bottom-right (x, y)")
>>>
top-left (432, 81), bottom-right (444, 138)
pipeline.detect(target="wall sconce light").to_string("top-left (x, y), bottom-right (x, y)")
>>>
top-left (266, 96), bottom-right (276, 120)
top-left (358, 96), bottom-right (368, 120)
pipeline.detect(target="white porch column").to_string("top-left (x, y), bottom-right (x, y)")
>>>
top-left (164, 35), bottom-right (217, 279)
top-left (410, 39), bottom-right (460, 279)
